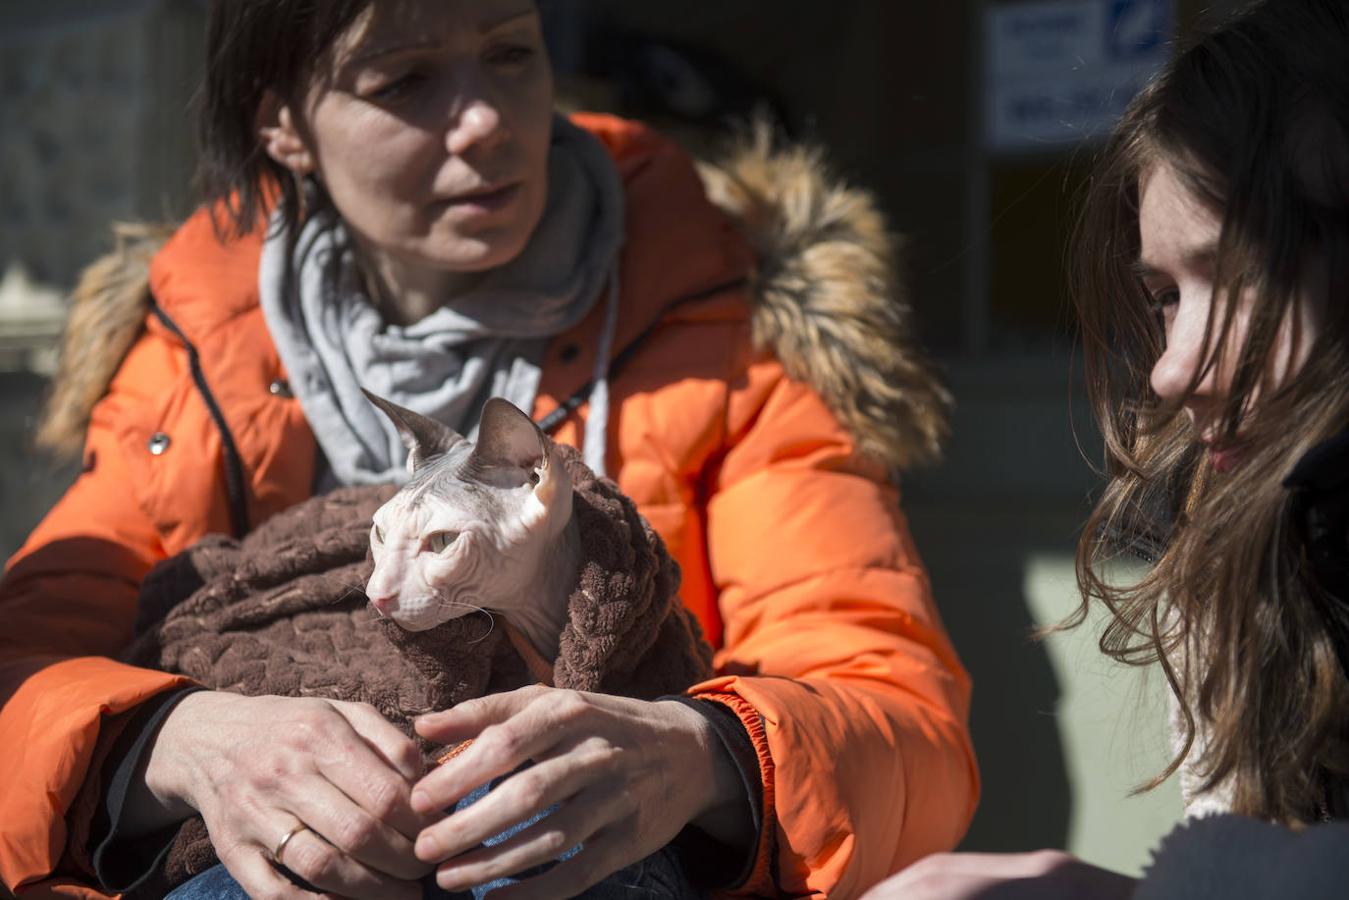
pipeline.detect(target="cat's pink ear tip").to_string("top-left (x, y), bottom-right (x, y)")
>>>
top-left (481, 396), bottom-right (532, 423)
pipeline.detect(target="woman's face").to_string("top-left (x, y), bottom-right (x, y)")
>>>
top-left (1136, 161), bottom-right (1320, 468)
top-left (266, 0), bottom-right (553, 276)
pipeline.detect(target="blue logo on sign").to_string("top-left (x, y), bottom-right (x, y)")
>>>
top-left (1107, 0), bottom-right (1169, 61)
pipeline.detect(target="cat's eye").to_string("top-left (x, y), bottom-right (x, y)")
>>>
top-left (528, 470), bottom-right (541, 487)
top-left (372, 524), bottom-right (385, 544)
top-left (427, 531), bottom-right (458, 554)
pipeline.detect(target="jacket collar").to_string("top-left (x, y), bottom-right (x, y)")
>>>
top-left (147, 209), bottom-right (265, 344)
top-left (1286, 426), bottom-right (1349, 611)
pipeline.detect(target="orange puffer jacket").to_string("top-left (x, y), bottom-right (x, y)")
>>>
top-left (0, 115), bottom-right (976, 899)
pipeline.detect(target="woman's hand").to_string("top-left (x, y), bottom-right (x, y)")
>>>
top-left (860, 850), bottom-right (1138, 900)
top-left (135, 691), bottom-right (435, 899)
top-left (410, 685), bottom-right (752, 898)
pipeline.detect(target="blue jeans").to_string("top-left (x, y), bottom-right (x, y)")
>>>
top-left (165, 776), bottom-right (703, 899)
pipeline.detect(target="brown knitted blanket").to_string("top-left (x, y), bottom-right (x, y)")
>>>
top-left (122, 444), bottom-right (713, 893)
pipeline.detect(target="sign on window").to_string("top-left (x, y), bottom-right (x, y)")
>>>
top-left (985, 0), bottom-right (1173, 153)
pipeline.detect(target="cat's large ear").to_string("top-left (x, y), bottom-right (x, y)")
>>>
top-left (473, 398), bottom-right (571, 532)
top-left (471, 397), bottom-right (548, 475)
top-left (362, 389), bottom-right (465, 474)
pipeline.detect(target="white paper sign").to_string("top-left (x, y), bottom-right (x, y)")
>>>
top-left (985, 0), bottom-right (1172, 153)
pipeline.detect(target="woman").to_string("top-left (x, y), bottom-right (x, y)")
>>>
top-left (865, 0), bottom-right (1349, 897)
top-left (0, 1), bottom-right (976, 898)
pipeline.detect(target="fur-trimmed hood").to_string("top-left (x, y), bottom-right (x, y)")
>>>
top-left (36, 222), bottom-right (173, 458)
top-left (39, 127), bottom-right (949, 470)
top-left (699, 125), bottom-right (949, 468)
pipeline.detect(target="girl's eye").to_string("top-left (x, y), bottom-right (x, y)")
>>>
top-left (367, 70), bottom-right (426, 102)
top-left (488, 44), bottom-right (536, 67)
top-left (427, 531), bottom-right (458, 554)
top-left (1148, 287), bottom-right (1180, 324)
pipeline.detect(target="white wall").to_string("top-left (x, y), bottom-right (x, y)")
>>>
top-left (904, 354), bottom-right (1182, 874)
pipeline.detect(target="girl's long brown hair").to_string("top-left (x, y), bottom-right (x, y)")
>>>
top-left (1071, 0), bottom-right (1349, 823)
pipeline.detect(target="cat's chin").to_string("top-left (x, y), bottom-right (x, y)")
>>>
top-left (375, 611), bottom-right (435, 632)
top-left (375, 606), bottom-right (470, 633)
top-left (390, 618), bottom-right (442, 632)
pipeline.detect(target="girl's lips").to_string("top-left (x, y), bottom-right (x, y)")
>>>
top-left (1209, 443), bottom-right (1243, 473)
top-left (436, 182), bottom-right (521, 215)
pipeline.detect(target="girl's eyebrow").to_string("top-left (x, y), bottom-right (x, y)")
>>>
top-left (478, 10), bottom-right (538, 34)
top-left (1133, 240), bottom-right (1220, 280)
top-left (347, 11), bottom-right (538, 66)
top-left (349, 40), bottom-right (439, 67)
top-left (1131, 259), bottom-right (1162, 280)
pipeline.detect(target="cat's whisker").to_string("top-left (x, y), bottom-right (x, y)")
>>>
top-left (308, 572), bottom-right (371, 606)
top-left (465, 608), bottom-right (496, 645)
top-left (428, 591), bottom-right (497, 642)
top-left (310, 571), bottom-right (365, 590)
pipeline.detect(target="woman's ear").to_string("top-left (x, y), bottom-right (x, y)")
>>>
top-left (257, 90), bottom-right (315, 175)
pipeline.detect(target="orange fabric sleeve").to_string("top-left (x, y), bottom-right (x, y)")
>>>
top-left (0, 351), bottom-right (193, 894)
top-left (691, 357), bottom-right (979, 899)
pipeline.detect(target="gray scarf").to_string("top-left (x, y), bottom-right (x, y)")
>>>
top-left (260, 116), bottom-right (624, 487)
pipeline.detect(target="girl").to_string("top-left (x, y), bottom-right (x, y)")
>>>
top-left (866, 0), bottom-right (1349, 896)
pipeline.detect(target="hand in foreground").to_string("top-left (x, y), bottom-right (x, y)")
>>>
top-left (410, 684), bottom-right (751, 898)
top-left (136, 691), bottom-right (435, 899)
top-left (861, 850), bottom-right (1138, 900)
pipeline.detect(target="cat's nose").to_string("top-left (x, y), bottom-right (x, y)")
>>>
top-left (366, 590), bottom-right (398, 616)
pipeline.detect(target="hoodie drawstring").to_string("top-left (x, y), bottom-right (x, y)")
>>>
top-left (582, 261), bottom-right (621, 478)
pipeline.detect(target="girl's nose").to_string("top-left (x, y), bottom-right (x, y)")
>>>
top-left (1150, 338), bottom-right (1199, 404)
top-left (446, 97), bottom-right (506, 157)
top-left (1149, 297), bottom-right (1216, 405)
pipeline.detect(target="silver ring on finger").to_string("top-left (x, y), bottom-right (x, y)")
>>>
top-left (270, 822), bottom-right (309, 866)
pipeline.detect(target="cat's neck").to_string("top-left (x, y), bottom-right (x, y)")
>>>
top-left (502, 520), bottom-right (583, 664)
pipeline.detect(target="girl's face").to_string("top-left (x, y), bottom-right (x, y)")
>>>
top-left (263, 0), bottom-right (553, 276)
top-left (1136, 161), bottom-right (1320, 468)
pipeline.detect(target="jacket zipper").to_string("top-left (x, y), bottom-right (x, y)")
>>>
top-left (147, 301), bottom-right (251, 539)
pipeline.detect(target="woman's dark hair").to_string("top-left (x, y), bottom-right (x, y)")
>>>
top-left (197, 0), bottom-right (373, 239)
top-left (1071, 0), bottom-right (1349, 823)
